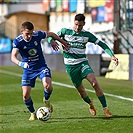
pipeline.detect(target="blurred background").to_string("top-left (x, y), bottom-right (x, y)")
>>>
top-left (0, 0), bottom-right (133, 80)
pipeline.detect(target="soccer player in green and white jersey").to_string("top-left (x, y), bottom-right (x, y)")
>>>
top-left (48, 14), bottom-right (118, 118)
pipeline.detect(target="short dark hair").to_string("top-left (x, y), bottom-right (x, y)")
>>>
top-left (74, 14), bottom-right (85, 22)
top-left (21, 21), bottom-right (34, 30)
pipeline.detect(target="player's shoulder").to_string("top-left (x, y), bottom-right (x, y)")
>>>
top-left (32, 31), bottom-right (40, 36)
top-left (14, 34), bottom-right (23, 42)
top-left (33, 30), bottom-right (46, 37)
top-left (13, 34), bottom-right (23, 48)
top-left (82, 29), bottom-right (90, 33)
top-left (82, 29), bottom-right (94, 35)
top-left (60, 27), bottom-right (74, 34)
top-left (61, 27), bottom-right (72, 31)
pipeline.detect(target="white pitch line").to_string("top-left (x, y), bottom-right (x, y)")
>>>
top-left (52, 81), bottom-right (133, 102)
top-left (0, 70), bottom-right (133, 102)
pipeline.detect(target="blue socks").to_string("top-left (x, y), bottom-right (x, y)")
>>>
top-left (24, 97), bottom-right (35, 113)
top-left (23, 88), bottom-right (53, 113)
top-left (44, 88), bottom-right (53, 100)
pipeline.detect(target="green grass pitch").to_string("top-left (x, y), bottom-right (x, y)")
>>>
top-left (0, 66), bottom-right (133, 133)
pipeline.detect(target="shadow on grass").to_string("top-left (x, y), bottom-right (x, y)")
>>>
top-left (111, 115), bottom-right (133, 118)
top-left (47, 115), bottom-right (133, 123)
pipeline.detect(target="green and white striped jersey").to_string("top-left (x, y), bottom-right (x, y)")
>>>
top-left (57, 27), bottom-right (100, 65)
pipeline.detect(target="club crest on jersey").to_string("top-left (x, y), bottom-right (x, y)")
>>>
top-left (28, 49), bottom-right (37, 56)
top-left (34, 41), bottom-right (38, 46)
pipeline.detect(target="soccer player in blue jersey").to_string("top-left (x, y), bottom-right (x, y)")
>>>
top-left (11, 21), bottom-right (69, 121)
top-left (48, 14), bottom-right (119, 118)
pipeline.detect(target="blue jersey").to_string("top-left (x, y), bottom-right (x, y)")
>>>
top-left (13, 30), bottom-right (47, 70)
top-left (13, 30), bottom-right (51, 87)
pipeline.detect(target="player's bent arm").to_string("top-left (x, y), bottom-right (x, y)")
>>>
top-left (11, 48), bottom-right (20, 65)
top-left (11, 48), bottom-right (29, 68)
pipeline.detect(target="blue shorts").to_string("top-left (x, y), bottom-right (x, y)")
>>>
top-left (21, 66), bottom-right (51, 87)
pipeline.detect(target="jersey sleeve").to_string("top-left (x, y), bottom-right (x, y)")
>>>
top-left (47, 28), bottom-right (66, 43)
top-left (97, 41), bottom-right (114, 56)
top-left (57, 28), bottom-right (66, 37)
top-left (12, 39), bottom-right (19, 50)
top-left (88, 32), bottom-right (99, 44)
top-left (37, 31), bottom-right (47, 39)
top-left (88, 32), bottom-right (114, 56)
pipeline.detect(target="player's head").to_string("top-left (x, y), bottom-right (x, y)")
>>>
top-left (74, 14), bottom-right (85, 33)
top-left (21, 21), bottom-right (34, 41)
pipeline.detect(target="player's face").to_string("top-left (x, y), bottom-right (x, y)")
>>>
top-left (74, 20), bottom-right (85, 33)
top-left (21, 29), bottom-right (33, 41)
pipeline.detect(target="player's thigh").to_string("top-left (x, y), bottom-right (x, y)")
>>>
top-left (80, 61), bottom-right (94, 79)
top-left (86, 73), bottom-right (98, 86)
top-left (40, 67), bottom-right (52, 80)
top-left (22, 73), bottom-right (36, 87)
top-left (66, 66), bottom-right (82, 88)
top-left (39, 67), bottom-right (52, 89)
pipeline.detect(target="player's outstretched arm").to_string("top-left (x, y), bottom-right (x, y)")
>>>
top-left (47, 32), bottom-right (69, 51)
top-left (97, 41), bottom-right (118, 66)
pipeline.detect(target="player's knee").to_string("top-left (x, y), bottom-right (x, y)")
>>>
top-left (45, 84), bottom-right (52, 92)
top-left (44, 82), bottom-right (49, 88)
top-left (23, 95), bottom-right (30, 100)
top-left (91, 80), bottom-right (97, 88)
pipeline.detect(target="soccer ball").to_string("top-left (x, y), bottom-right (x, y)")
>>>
top-left (36, 107), bottom-right (51, 121)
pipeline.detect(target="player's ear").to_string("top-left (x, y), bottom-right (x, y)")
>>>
top-left (20, 29), bottom-right (23, 33)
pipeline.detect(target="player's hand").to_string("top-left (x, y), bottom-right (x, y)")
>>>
top-left (50, 40), bottom-right (60, 51)
top-left (61, 42), bottom-right (70, 51)
top-left (111, 56), bottom-right (119, 66)
top-left (60, 39), bottom-right (70, 51)
top-left (18, 61), bottom-right (29, 68)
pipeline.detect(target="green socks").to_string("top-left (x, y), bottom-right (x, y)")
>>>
top-left (83, 96), bottom-right (91, 104)
top-left (83, 95), bottom-right (107, 108)
top-left (98, 95), bottom-right (107, 108)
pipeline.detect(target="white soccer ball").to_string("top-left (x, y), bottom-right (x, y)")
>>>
top-left (36, 107), bottom-right (51, 121)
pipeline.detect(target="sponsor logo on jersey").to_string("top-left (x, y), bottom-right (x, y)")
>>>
top-left (28, 49), bottom-right (37, 56)
top-left (70, 42), bottom-right (85, 48)
top-left (65, 35), bottom-right (88, 43)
